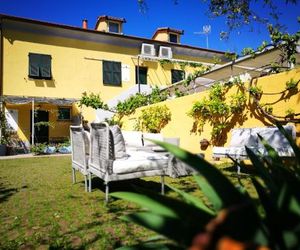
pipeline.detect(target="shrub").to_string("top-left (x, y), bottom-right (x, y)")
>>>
top-left (136, 105), bottom-right (171, 133)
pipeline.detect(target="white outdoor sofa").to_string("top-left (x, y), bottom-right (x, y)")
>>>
top-left (70, 126), bottom-right (91, 191)
top-left (88, 122), bottom-right (170, 202)
top-left (212, 124), bottom-right (296, 172)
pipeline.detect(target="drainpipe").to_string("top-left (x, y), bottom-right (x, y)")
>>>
top-left (31, 98), bottom-right (34, 145)
top-left (0, 18), bottom-right (3, 102)
top-left (137, 55), bottom-right (140, 93)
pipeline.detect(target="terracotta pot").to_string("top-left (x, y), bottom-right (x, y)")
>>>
top-left (200, 139), bottom-right (210, 150)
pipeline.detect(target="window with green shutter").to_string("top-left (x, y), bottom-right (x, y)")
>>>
top-left (171, 69), bottom-right (185, 84)
top-left (135, 66), bottom-right (148, 85)
top-left (28, 53), bottom-right (52, 79)
top-left (103, 60), bottom-right (122, 86)
top-left (58, 107), bottom-right (71, 121)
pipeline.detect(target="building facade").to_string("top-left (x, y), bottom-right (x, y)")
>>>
top-left (0, 14), bottom-right (227, 145)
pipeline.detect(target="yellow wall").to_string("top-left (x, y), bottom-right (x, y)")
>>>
top-left (5, 103), bottom-right (80, 143)
top-left (121, 68), bottom-right (300, 160)
top-left (153, 32), bottom-right (169, 42)
top-left (1, 22), bottom-right (219, 143)
top-left (3, 27), bottom-right (213, 102)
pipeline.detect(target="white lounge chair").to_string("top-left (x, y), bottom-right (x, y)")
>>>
top-left (70, 126), bottom-right (90, 191)
top-left (88, 122), bottom-right (169, 202)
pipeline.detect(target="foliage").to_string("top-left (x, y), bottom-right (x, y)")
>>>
top-left (249, 85), bottom-right (263, 97)
top-left (115, 87), bottom-right (168, 120)
top-left (0, 109), bottom-right (12, 145)
top-left (263, 105), bottom-right (273, 114)
top-left (30, 143), bottom-right (47, 154)
top-left (104, 116), bottom-right (123, 128)
top-left (285, 108), bottom-right (295, 116)
top-left (184, 66), bottom-right (212, 86)
top-left (188, 82), bottom-right (246, 144)
top-left (285, 78), bottom-right (299, 90)
top-left (224, 52), bottom-right (238, 61)
top-left (241, 47), bottom-right (255, 57)
top-left (78, 92), bottom-right (109, 110)
top-left (174, 88), bottom-right (187, 98)
top-left (34, 121), bottom-right (54, 129)
top-left (113, 123), bottom-right (300, 249)
top-left (268, 24), bottom-right (300, 65)
top-left (115, 93), bottom-right (149, 118)
top-left (136, 105), bottom-right (171, 133)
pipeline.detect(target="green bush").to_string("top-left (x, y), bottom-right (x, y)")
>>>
top-left (113, 123), bottom-right (300, 249)
top-left (136, 105), bottom-right (171, 133)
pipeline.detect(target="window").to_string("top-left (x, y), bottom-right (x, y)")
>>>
top-left (28, 53), bottom-right (52, 79)
top-left (171, 69), bottom-right (185, 84)
top-left (58, 107), bottom-right (71, 120)
top-left (169, 33), bottom-right (178, 43)
top-left (103, 60), bottom-right (122, 86)
top-left (108, 22), bottom-right (120, 33)
top-left (135, 66), bottom-right (148, 85)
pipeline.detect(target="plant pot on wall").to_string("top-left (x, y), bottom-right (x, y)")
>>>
top-left (200, 139), bottom-right (210, 151)
top-left (0, 144), bottom-right (7, 156)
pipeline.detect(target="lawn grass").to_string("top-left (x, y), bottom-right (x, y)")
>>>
top-left (0, 156), bottom-right (256, 249)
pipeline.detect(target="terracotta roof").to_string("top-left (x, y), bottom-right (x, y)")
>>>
top-left (0, 13), bottom-right (227, 55)
top-left (97, 15), bottom-right (126, 23)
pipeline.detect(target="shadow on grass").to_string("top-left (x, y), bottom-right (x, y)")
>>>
top-left (0, 182), bottom-right (28, 203)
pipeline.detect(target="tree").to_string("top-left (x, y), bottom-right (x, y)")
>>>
top-left (137, 0), bottom-right (299, 38)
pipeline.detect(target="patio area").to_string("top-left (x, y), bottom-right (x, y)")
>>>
top-left (0, 155), bottom-right (253, 249)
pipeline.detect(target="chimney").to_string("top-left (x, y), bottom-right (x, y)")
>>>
top-left (82, 19), bottom-right (88, 29)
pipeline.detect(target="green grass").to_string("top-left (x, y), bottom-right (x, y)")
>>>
top-left (0, 156), bottom-right (256, 249)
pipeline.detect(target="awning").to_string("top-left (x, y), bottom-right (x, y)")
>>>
top-left (1, 95), bottom-right (79, 105)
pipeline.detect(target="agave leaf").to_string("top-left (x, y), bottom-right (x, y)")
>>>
top-left (122, 212), bottom-right (204, 247)
top-left (116, 242), bottom-right (181, 250)
top-left (111, 192), bottom-right (177, 218)
top-left (166, 184), bottom-right (215, 215)
top-left (246, 147), bottom-right (277, 193)
top-left (112, 191), bottom-right (213, 224)
top-left (151, 140), bottom-right (245, 209)
top-left (275, 122), bottom-right (300, 169)
top-left (193, 175), bottom-right (222, 212)
top-left (257, 134), bottom-right (283, 166)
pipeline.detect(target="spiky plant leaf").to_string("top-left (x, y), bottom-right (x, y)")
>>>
top-left (166, 184), bottom-right (215, 215)
top-left (246, 146), bottom-right (277, 193)
top-left (193, 175), bottom-right (222, 212)
top-left (151, 140), bottom-right (245, 209)
top-left (122, 212), bottom-right (204, 247)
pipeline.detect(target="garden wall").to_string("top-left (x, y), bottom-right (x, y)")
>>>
top-left (122, 68), bottom-right (300, 160)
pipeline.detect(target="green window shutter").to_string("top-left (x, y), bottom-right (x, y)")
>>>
top-left (40, 55), bottom-right (52, 78)
top-left (136, 67), bottom-right (147, 85)
top-left (103, 61), bottom-right (121, 85)
top-left (103, 61), bottom-right (113, 84)
top-left (171, 69), bottom-right (185, 84)
top-left (29, 53), bottom-right (52, 79)
top-left (112, 62), bottom-right (121, 85)
top-left (28, 53), bottom-right (40, 78)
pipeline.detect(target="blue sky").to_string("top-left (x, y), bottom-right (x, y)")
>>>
top-left (0, 0), bottom-right (299, 53)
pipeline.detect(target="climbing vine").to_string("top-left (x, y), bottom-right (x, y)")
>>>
top-left (135, 105), bottom-right (171, 133)
top-left (188, 79), bottom-right (247, 145)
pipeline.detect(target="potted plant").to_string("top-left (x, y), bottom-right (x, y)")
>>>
top-left (199, 138), bottom-right (210, 150)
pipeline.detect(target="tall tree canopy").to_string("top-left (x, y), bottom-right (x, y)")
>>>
top-left (138, 0), bottom-right (299, 38)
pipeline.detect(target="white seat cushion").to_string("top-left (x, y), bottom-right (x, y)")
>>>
top-left (122, 130), bottom-right (143, 147)
top-left (143, 133), bottom-right (164, 147)
top-left (113, 151), bottom-right (168, 174)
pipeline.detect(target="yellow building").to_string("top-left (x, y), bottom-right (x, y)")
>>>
top-left (0, 14), bottom-right (227, 146)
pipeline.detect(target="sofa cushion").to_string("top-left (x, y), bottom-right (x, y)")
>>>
top-left (143, 133), bottom-right (164, 147)
top-left (110, 125), bottom-right (127, 159)
top-left (229, 128), bottom-right (258, 147)
top-left (122, 130), bottom-right (143, 147)
top-left (113, 151), bottom-right (168, 174)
